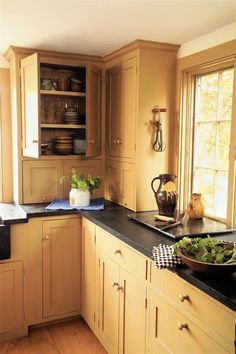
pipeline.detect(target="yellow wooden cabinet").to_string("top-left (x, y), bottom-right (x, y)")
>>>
top-left (0, 261), bottom-right (24, 339)
top-left (22, 158), bottom-right (102, 203)
top-left (106, 159), bottom-right (135, 209)
top-left (105, 41), bottom-right (179, 211)
top-left (5, 46), bottom-right (103, 204)
top-left (81, 218), bottom-right (97, 331)
top-left (97, 227), bottom-right (147, 354)
top-left (106, 57), bottom-right (137, 160)
top-left (26, 216), bottom-right (81, 325)
top-left (147, 264), bottom-right (236, 354)
top-left (20, 52), bottom-right (102, 159)
top-left (22, 160), bottom-right (64, 203)
top-left (0, 223), bottom-right (28, 342)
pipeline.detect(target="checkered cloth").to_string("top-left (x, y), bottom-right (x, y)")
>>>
top-left (152, 244), bottom-right (184, 269)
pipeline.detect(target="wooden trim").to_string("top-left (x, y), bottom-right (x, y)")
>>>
top-left (104, 39), bottom-right (179, 63)
top-left (0, 68), bottom-right (13, 202)
top-left (5, 46), bottom-right (104, 63)
top-left (177, 40), bottom-right (236, 71)
top-left (176, 48), bottom-right (236, 224)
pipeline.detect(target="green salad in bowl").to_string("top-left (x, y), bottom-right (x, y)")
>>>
top-left (174, 236), bottom-right (236, 274)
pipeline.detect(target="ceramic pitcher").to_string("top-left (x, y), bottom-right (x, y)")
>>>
top-left (151, 174), bottom-right (177, 216)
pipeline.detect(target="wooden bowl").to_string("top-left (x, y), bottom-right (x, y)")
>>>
top-left (55, 145), bottom-right (72, 155)
top-left (179, 247), bottom-right (236, 275)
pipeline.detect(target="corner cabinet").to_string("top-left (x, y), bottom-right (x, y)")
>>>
top-left (21, 53), bottom-right (102, 158)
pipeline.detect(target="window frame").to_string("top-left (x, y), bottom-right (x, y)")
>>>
top-left (177, 57), bottom-right (236, 227)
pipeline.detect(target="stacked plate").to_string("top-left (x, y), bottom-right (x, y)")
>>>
top-left (64, 108), bottom-right (80, 125)
top-left (55, 136), bottom-right (73, 155)
top-left (72, 130), bottom-right (86, 155)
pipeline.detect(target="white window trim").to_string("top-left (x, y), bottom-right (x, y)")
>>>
top-left (177, 58), bottom-right (236, 227)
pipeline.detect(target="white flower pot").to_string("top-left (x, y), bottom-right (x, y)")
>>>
top-left (69, 188), bottom-right (90, 207)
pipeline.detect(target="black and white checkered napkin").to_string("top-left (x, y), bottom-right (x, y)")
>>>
top-left (152, 244), bottom-right (184, 269)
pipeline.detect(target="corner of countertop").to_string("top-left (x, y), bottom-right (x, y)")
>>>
top-left (0, 203), bottom-right (28, 225)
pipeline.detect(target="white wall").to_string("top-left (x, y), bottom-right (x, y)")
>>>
top-left (178, 22), bottom-right (236, 58)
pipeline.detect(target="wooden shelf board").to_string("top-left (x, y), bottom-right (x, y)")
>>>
top-left (40, 90), bottom-right (86, 97)
top-left (41, 124), bottom-right (86, 129)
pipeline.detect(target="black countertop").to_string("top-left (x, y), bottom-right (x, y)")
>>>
top-left (0, 201), bottom-right (235, 311)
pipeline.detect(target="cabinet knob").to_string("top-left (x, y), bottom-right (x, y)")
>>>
top-left (114, 249), bottom-right (121, 255)
top-left (113, 139), bottom-right (117, 144)
top-left (44, 235), bottom-right (50, 240)
top-left (112, 282), bottom-right (123, 291)
top-left (179, 294), bottom-right (190, 302)
top-left (42, 197), bottom-right (47, 202)
top-left (178, 322), bottom-right (188, 331)
top-left (32, 139), bottom-right (38, 144)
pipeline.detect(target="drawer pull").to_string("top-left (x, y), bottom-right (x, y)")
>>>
top-left (114, 249), bottom-right (121, 255)
top-left (179, 294), bottom-right (190, 302)
top-left (178, 322), bottom-right (188, 331)
top-left (112, 282), bottom-right (123, 291)
top-left (44, 235), bottom-right (50, 240)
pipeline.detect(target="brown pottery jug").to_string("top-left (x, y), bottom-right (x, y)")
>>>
top-left (187, 193), bottom-right (205, 219)
top-left (151, 174), bottom-right (178, 216)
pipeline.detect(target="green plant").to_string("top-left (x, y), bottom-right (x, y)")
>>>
top-left (60, 168), bottom-right (102, 193)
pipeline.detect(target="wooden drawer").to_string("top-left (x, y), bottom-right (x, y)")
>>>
top-left (97, 227), bottom-right (147, 280)
top-left (150, 289), bottom-right (228, 354)
top-left (150, 263), bottom-right (235, 344)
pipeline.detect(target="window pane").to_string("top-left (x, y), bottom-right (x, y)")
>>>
top-left (192, 168), bottom-right (214, 213)
top-left (198, 73), bottom-right (218, 121)
top-left (219, 68), bottom-right (234, 121)
top-left (192, 67), bottom-right (234, 220)
top-left (195, 123), bottom-right (216, 168)
top-left (215, 171), bottom-right (228, 219)
top-left (216, 121), bottom-right (231, 170)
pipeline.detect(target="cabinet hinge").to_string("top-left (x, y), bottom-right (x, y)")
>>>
top-left (94, 313), bottom-right (96, 323)
top-left (94, 233), bottom-right (96, 244)
top-left (98, 318), bottom-right (100, 328)
top-left (145, 298), bottom-right (147, 309)
top-left (99, 258), bottom-right (101, 267)
top-left (134, 142), bottom-right (136, 151)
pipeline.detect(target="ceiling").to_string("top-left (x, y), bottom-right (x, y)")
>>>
top-left (0, 0), bottom-right (235, 60)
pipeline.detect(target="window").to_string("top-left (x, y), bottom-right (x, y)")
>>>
top-left (177, 52), bottom-right (236, 227)
top-left (192, 68), bottom-right (234, 220)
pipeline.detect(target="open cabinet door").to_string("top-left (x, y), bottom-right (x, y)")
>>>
top-left (86, 65), bottom-right (102, 157)
top-left (21, 53), bottom-right (40, 158)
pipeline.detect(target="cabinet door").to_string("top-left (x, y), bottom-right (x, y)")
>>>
top-left (21, 53), bottom-right (40, 158)
top-left (63, 159), bottom-right (102, 199)
top-left (119, 162), bottom-right (135, 210)
top-left (119, 268), bottom-right (146, 354)
top-left (81, 218), bottom-right (96, 330)
top-left (86, 65), bottom-right (102, 157)
top-left (42, 218), bottom-right (81, 318)
top-left (106, 159), bottom-right (121, 204)
top-left (0, 261), bottom-right (24, 335)
top-left (106, 159), bottom-right (135, 210)
top-left (147, 289), bottom-right (228, 354)
top-left (120, 57), bottom-right (137, 159)
top-left (99, 252), bottom-right (120, 354)
top-left (23, 160), bottom-right (64, 203)
top-left (106, 66), bottom-right (121, 157)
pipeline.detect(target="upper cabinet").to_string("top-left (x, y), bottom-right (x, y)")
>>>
top-left (20, 52), bottom-right (102, 159)
top-left (105, 42), bottom-right (179, 211)
top-left (106, 57), bottom-right (137, 159)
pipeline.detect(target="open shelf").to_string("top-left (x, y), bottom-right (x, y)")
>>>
top-left (41, 123), bottom-right (86, 129)
top-left (40, 90), bottom-right (86, 97)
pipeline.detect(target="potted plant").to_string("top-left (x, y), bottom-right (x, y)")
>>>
top-left (60, 168), bottom-right (102, 207)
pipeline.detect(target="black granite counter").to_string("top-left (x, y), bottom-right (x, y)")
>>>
top-left (0, 201), bottom-right (235, 311)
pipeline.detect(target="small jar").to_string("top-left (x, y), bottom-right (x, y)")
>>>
top-left (187, 193), bottom-right (205, 219)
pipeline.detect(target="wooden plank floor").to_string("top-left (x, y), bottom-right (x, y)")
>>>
top-left (0, 318), bottom-right (107, 354)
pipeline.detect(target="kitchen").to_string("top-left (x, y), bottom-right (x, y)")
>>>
top-left (0, 1), bottom-right (235, 353)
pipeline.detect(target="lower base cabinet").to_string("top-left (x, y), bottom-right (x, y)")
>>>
top-left (27, 216), bottom-right (81, 325)
top-left (0, 261), bottom-right (24, 338)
